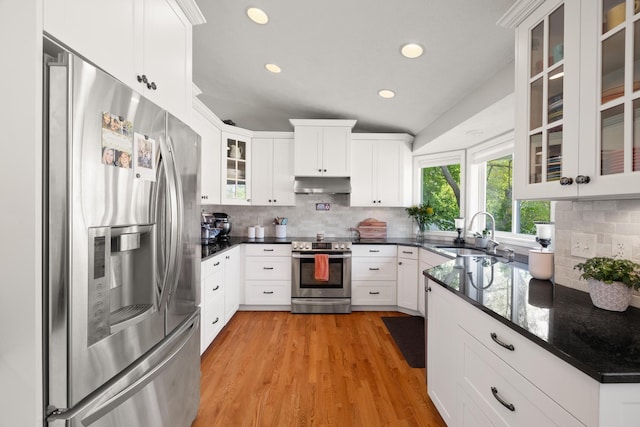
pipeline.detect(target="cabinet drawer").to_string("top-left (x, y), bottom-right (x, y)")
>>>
top-left (245, 256), bottom-right (291, 280)
top-left (352, 281), bottom-right (396, 305)
top-left (397, 246), bottom-right (419, 260)
top-left (201, 254), bottom-right (224, 278)
top-left (352, 245), bottom-right (397, 257)
top-left (459, 327), bottom-right (583, 427)
top-left (201, 297), bottom-right (224, 353)
top-left (245, 244), bottom-right (291, 257)
top-left (245, 281), bottom-right (291, 305)
top-left (459, 305), bottom-right (597, 425)
top-left (202, 270), bottom-right (224, 304)
top-left (352, 257), bottom-right (397, 280)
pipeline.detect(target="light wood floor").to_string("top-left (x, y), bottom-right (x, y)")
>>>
top-left (193, 311), bottom-right (446, 427)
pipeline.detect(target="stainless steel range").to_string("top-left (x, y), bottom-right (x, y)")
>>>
top-left (291, 240), bottom-right (352, 314)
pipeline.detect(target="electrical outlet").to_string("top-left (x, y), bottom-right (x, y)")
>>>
top-left (571, 232), bottom-right (597, 258)
top-left (611, 235), bottom-right (633, 259)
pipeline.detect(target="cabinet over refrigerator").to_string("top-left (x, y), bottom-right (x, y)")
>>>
top-left (43, 46), bottom-right (201, 426)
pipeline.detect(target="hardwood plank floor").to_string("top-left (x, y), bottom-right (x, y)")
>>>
top-left (193, 311), bottom-right (446, 427)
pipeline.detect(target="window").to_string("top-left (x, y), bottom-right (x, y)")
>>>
top-left (413, 151), bottom-right (465, 231)
top-left (468, 134), bottom-right (551, 238)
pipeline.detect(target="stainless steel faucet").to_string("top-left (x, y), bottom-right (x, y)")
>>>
top-left (468, 211), bottom-right (499, 254)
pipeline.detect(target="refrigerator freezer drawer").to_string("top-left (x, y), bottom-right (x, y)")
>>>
top-left (47, 310), bottom-right (201, 427)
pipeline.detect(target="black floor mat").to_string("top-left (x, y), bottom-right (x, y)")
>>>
top-left (381, 316), bottom-right (425, 368)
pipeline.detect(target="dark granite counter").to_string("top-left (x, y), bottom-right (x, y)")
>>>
top-left (424, 256), bottom-right (640, 383)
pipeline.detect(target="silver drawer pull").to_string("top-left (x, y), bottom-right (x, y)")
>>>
top-left (490, 332), bottom-right (515, 351)
top-left (212, 285), bottom-right (220, 291)
top-left (369, 267), bottom-right (380, 271)
top-left (263, 291), bottom-right (274, 294)
top-left (263, 249), bottom-right (274, 252)
top-left (263, 267), bottom-right (274, 270)
top-left (402, 251), bottom-right (413, 254)
top-left (212, 317), bottom-right (220, 325)
top-left (369, 249), bottom-right (380, 253)
top-left (369, 291), bottom-right (380, 295)
top-left (491, 387), bottom-right (515, 412)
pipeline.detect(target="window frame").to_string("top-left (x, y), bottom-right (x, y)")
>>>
top-left (412, 150), bottom-right (466, 236)
top-left (466, 131), bottom-right (554, 247)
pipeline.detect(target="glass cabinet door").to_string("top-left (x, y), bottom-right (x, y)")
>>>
top-left (527, 5), bottom-right (566, 185)
top-left (224, 135), bottom-right (249, 202)
top-left (600, 0), bottom-right (640, 176)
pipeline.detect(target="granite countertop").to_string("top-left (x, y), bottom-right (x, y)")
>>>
top-left (424, 256), bottom-right (640, 383)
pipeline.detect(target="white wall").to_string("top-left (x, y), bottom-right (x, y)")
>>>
top-left (0, 1), bottom-right (44, 425)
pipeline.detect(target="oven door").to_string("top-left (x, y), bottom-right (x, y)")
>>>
top-left (292, 252), bottom-right (351, 299)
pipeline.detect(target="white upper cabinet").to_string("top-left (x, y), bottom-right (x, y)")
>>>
top-left (192, 98), bottom-right (221, 204)
top-left (511, 0), bottom-right (640, 200)
top-left (251, 135), bottom-right (295, 206)
top-left (290, 119), bottom-right (356, 177)
top-left (44, 0), bottom-right (199, 121)
top-left (221, 130), bottom-right (252, 205)
top-left (350, 134), bottom-right (412, 207)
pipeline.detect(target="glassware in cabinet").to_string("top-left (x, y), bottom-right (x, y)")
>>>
top-left (527, 4), bottom-right (566, 185)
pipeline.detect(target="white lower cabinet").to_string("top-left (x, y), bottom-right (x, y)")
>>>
top-left (427, 280), bottom-right (601, 426)
top-left (397, 246), bottom-right (419, 312)
top-left (352, 245), bottom-right (397, 306)
top-left (418, 248), bottom-right (451, 315)
top-left (199, 246), bottom-right (240, 354)
top-left (244, 244), bottom-right (291, 305)
top-left (200, 253), bottom-right (225, 354)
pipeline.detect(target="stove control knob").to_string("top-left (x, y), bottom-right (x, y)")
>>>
top-left (334, 244), bottom-right (339, 249)
top-left (292, 243), bottom-right (298, 249)
top-left (340, 244), bottom-right (345, 249)
top-left (305, 244), bottom-right (310, 250)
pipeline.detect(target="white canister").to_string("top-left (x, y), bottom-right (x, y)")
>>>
top-left (275, 224), bottom-right (286, 239)
top-left (528, 249), bottom-right (554, 280)
top-left (255, 226), bottom-right (265, 239)
top-left (247, 226), bottom-right (256, 239)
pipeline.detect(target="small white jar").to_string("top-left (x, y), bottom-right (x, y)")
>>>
top-left (528, 249), bottom-right (554, 280)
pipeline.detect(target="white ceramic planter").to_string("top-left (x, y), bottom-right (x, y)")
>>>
top-left (588, 279), bottom-right (632, 312)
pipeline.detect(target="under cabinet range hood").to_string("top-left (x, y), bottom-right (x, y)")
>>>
top-left (293, 177), bottom-right (351, 194)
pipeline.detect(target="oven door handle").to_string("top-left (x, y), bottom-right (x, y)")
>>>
top-left (292, 253), bottom-right (352, 259)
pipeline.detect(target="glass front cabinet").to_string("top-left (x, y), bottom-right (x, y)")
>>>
top-left (512, 0), bottom-right (640, 199)
top-left (221, 132), bottom-right (251, 205)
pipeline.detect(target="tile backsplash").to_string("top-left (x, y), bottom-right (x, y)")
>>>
top-left (203, 194), bottom-right (416, 238)
top-left (554, 199), bottom-right (640, 307)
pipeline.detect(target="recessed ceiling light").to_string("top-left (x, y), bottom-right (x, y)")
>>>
top-left (265, 63), bottom-right (281, 73)
top-left (401, 43), bottom-right (424, 59)
top-left (378, 89), bottom-right (395, 99)
top-left (247, 7), bottom-right (269, 24)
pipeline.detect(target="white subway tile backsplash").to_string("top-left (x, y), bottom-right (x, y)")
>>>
top-left (554, 200), bottom-right (640, 308)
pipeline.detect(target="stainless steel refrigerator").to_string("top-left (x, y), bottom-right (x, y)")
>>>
top-left (43, 48), bottom-right (201, 426)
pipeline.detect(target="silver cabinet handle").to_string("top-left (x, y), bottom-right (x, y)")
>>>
top-left (369, 291), bottom-right (380, 295)
top-left (491, 387), bottom-right (515, 412)
top-left (402, 250), bottom-right (413, 254)
top-left (263, 248), bottom-right (274, 252)
top-left (212, 317), bottom-right (220, 325)
top-left (490, 332), bottom-right (515, 351)
top-left (263, 267), bottom-right (274, 270)
top-left (263, 291), bottom-right (274, 294)
top-left (212, 285), bottom-right (220, 291)
top-left (369, 249), bottom-right (380, 253)
top-left (369, 267), bottom-right (380, 271)
top-left (213, 261), bottom-right (220, 266)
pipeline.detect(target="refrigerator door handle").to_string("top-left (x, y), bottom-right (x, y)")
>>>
top-left (47, 311), bottom-right (200, 424)
top-left (164, 135), bottom-right (185, 305)
top-left (156, 134), bottom-right (181, 310)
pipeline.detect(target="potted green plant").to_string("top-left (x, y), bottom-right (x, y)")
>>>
top-left (405, 201), bottom-right (435, 241)
top-left (574, 256), bottom-right (640, 311)
top-left (473, 228), bottom-right (491, 248)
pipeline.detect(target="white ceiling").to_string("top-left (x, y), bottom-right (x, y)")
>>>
top-left (192, 0), bottom-right (516, 137)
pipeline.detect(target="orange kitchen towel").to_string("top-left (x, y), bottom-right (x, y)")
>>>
top-left (314, 254), bottom-right (329, 281)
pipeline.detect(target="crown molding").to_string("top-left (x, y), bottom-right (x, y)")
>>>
top-left (497, 0), bottom-right (545, 29)
top-left (175, 0), bottom-right (206, 25)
